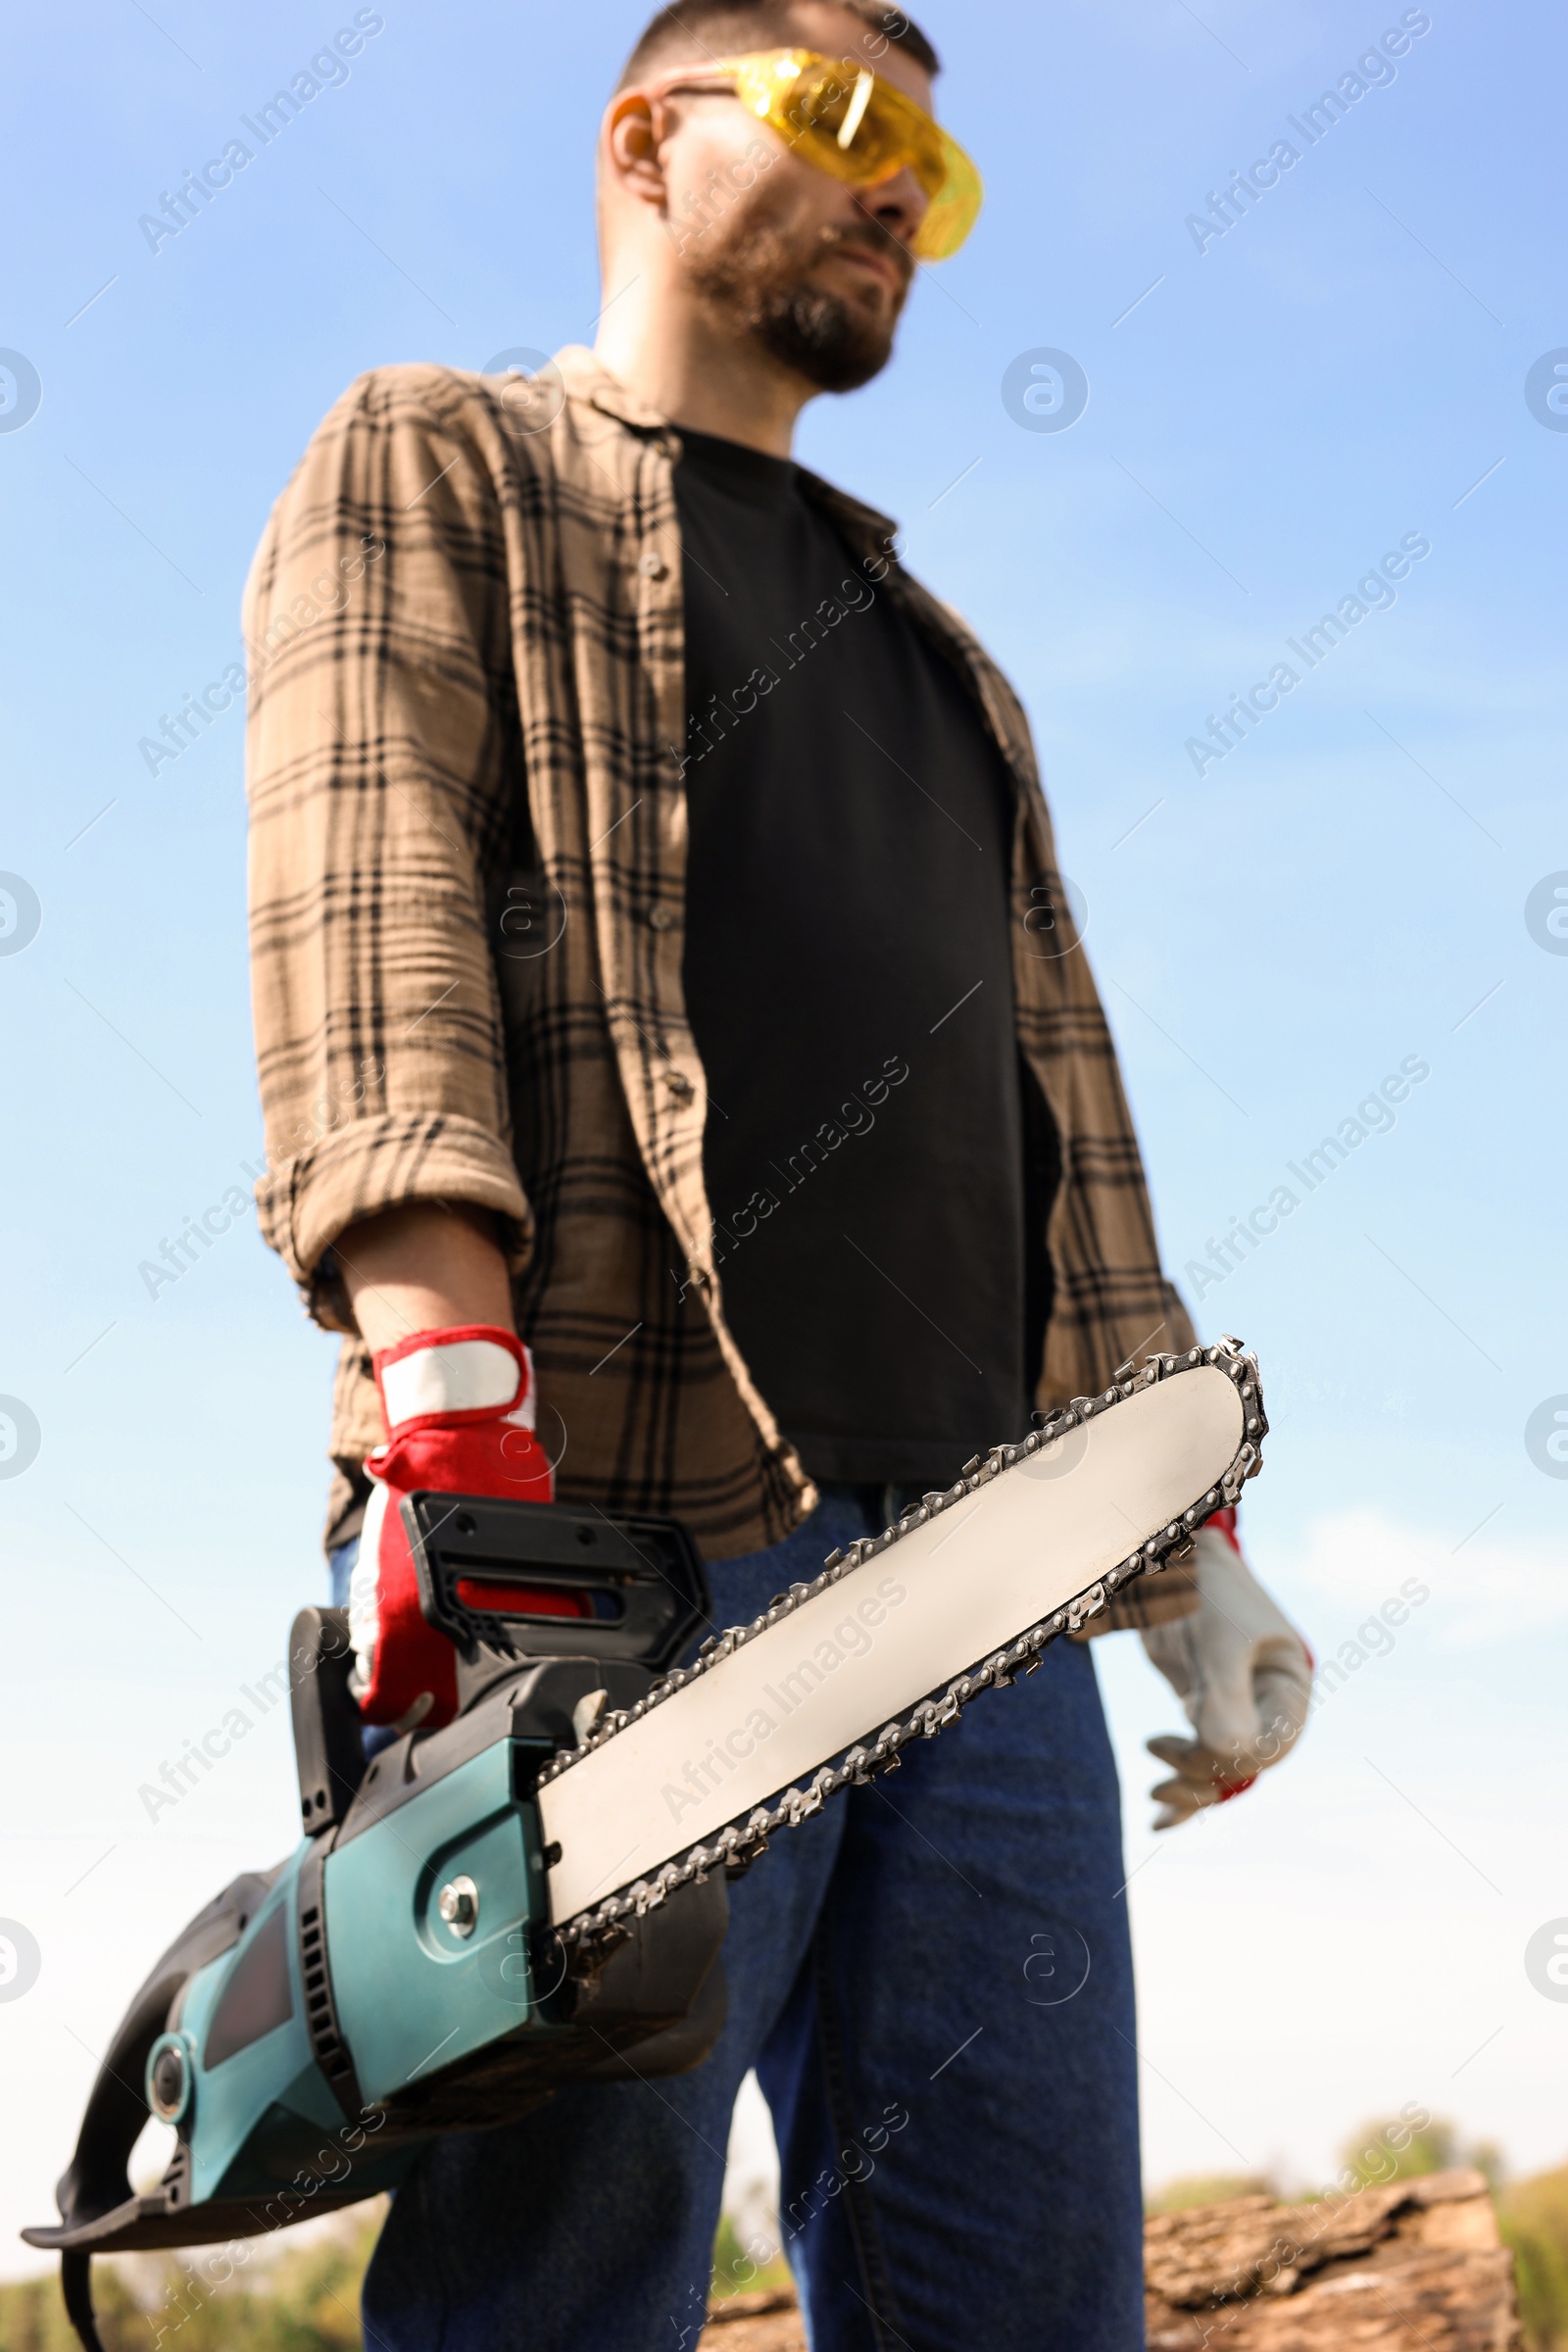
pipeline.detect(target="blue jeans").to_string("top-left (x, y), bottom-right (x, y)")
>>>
top-left (336, 1488), bottom-right (1145, 2350)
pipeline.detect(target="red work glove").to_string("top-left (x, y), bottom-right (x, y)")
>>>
top-left (347, 1325), bottom-right (555, 1729)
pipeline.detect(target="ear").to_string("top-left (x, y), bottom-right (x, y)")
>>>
top-left (604, 92), bottom-right (670, 214)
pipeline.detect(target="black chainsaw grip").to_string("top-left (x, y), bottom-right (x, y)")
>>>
top-left (288, 1606), bottom-right (366, 1834)
top-left (49, 1959), bottom-right (191, 2352)
top-left (53, 1960), bottom-right (187, 2236)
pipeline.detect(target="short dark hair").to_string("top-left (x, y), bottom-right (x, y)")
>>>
top-left (618, 3), bottom-right (940, 88)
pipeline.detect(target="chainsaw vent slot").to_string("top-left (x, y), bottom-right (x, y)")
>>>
top-left (297, 1845), bottom-right (362, 2101)
top-left (299, 1902), bottom-right (351, 2082)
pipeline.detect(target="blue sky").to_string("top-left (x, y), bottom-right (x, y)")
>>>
top-left (1, 0), bottom-right (1564, 2267)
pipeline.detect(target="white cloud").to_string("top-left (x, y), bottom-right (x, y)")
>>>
top-left (1281, 1506), bottom-right (1568, 1648)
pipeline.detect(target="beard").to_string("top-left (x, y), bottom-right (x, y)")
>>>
top-left (682, 182), bottom-right (913, 394)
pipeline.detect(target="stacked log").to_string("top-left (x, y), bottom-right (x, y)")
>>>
top-left (697, 2169), bottom-right (1520, 2350)
top-left (1143, 2169), bottom-right (1519, 2350)
top-left (700, 2286), bottom-right (804, 2350)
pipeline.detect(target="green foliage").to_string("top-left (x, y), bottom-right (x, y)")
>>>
top-left (1146, 2173), bottom-right (1274, 2214)
top-left (710, 2213), bottom-right (792, 2302)
top-left (0, 2262), bottom-right (140, 2352)
top-left (1498, 2166), bottom-right (1568, 2352)
top-left (0, 2218), bottom-right (380, 2352)
top-left (1338, 2115), bottom-right (1504, 2194)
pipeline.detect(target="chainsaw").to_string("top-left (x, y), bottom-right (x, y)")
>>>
top-left (25, 1339), bottom-right (1266, 2349)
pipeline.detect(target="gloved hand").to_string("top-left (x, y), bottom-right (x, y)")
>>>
top-left (1140, 1510), bottom-right (1311, 1831)
top-left (348, 1324), bottom-right (555, 1729)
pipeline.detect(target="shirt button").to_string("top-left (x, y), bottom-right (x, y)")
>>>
top-left (648, 906), bottom-right (677, 931)
top-left (663, 1069), bottom-right (693, 1100)
top-left (639, 551), bottom-right (667, 579)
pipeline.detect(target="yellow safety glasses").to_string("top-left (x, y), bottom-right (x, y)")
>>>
top-left (662, 48), bottom-right (982, 263)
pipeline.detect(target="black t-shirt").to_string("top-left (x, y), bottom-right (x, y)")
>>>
top-left (675, 428), bottom-right (1056, 1490)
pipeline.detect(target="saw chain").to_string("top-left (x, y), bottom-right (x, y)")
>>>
top-left (541, 1339), bottom-right (1265, 1963)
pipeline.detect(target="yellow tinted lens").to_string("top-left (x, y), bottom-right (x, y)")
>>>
top-left (781, 67), bottom-right (935, 188)
top-left (793, 68), bottom-right (925, 177)
top-left (910, 130), bottom-right (982, 261)
top-left (722, 52), bottom-right (982, 261)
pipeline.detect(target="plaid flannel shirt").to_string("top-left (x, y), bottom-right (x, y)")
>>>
top-left (243, 347), bottom-right (1199, 1629)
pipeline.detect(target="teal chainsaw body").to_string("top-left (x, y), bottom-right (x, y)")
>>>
top-left (24, 1500), bottom-right (727, 2350)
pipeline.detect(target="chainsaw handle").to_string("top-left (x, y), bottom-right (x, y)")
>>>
top-left (53, 1962), bottom-right (187, 2236)
top-left (49, 1867), bottom-right (281, 2237)
top-left (289, 1607), bottom-right (367, 1836)
top-left (402, 1494), bottom-right (710, 1671)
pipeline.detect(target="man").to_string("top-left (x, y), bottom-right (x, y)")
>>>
top-left (244, 5), bottom-right (1311, 2344)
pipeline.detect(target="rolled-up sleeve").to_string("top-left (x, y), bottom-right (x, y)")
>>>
top-left (244, 366), bottom-right (530, 1329)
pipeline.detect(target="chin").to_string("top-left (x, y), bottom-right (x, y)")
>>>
top-left (806, 277), bottom-right (896, 338)
top-left (818, 259), bottom-right (896, 304)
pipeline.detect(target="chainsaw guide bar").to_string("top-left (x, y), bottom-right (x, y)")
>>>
top-left (540, 1338), bottom-right (1266, 1957)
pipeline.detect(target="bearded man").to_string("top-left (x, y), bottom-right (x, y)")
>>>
top-left (244, 5), bottom-right (1311, 2344)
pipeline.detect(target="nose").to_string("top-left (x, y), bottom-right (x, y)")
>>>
top-left (854, 162), bottom-right (930, 257)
